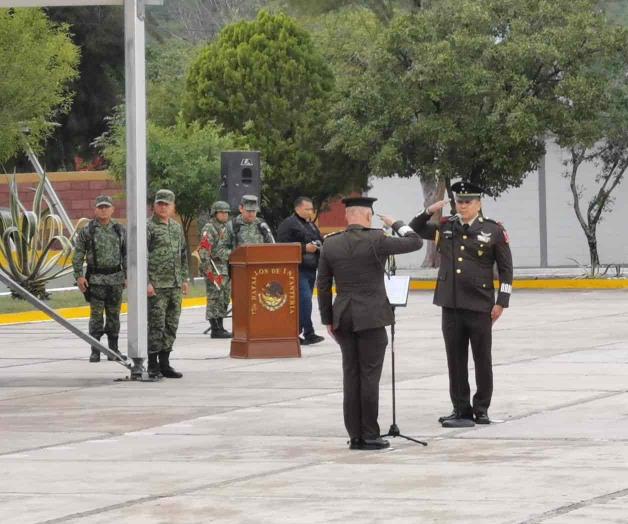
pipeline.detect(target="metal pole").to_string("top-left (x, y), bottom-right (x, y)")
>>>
top-left (124, 0), bottom-right (148, 364)
top-left (23, 140), bottom-right (75, 237)
top-left (0, 269), bottom-right (132, 370)
top-left (538, 152), bottom-right (548, 267)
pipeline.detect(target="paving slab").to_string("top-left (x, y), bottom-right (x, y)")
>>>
top-left (0, 290), bottom-right (627, 523)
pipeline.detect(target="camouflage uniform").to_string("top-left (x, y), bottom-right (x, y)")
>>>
top-left (215, 214), bottom-right (273, 260)
top-left (147, 214), bottom-right (188, 357)
top-left (72, 214), bottom-right (126, 360)
top-left (199, 216), bottom-right (231, 321)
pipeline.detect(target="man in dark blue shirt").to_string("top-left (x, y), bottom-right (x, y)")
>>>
top-left (277, 196), bottom-right (325, 345)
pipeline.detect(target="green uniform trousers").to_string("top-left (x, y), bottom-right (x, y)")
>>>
top-left (148, 287), bottom-right (182, 355)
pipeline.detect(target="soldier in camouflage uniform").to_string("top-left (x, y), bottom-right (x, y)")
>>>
top-left (147, 189), bottom-right (189, 379)
top-left (198, 200), bottom-right (232, 338)
top-left (215, 195), bottom-right (274, 262)
top-left (72, 195), bottom-right (126, 362)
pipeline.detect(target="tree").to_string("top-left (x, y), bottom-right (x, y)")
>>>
top-left (43, 6), bottom-right (125, 171)
top-left (149, 0), bottom-right (269, 43)
top-left (98, 112), bottom-right (243, 276)
top-left (0, 8), bottom-right (78, 166)
top-left (326, 0), bottom-right (625, 254)
top-left (551, 23), bottom-right (628, 272)
top-left (184, 10), bottom-right (366, 227)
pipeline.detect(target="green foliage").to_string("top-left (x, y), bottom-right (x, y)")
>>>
top-left (147, 40), bottom-right (202, 128)
top-left (326, 0), bottom-right (623, 197)
top-left (0, 174), bottom-right (74, 299)
top-left (0, 8), bottom-right (79, 166)
top-left (100, 112), bottom-right (241, 232)
top-left (281, 0), bottom-right (422, 23)
top-left (184, 10), bottom-right (366, 226)
top-left (43, 6), bottom-right (124, 170)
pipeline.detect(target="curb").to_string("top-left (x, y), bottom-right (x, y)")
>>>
top-left (0, 279), bottom-right (625, 326)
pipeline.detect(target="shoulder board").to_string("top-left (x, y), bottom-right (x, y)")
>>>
top-left (480, 216), bottom-right (502, 227)
top-left (323, 230), bottom-right (343, 240)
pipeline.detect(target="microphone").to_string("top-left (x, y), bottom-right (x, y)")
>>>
top-left (260, 222), bottom-right (275, 243)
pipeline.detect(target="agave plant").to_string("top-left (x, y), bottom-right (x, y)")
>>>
top-left (0, 173), bottom-right (75, 299)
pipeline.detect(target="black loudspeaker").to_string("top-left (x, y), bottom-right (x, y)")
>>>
top-left (219, 151), bottom-right (262, 212)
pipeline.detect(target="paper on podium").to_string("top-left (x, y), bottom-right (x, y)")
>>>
top-left (385, 275), bottom-right (410, 307)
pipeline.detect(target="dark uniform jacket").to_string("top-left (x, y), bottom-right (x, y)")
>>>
top-left (409, 211), bottom-right (513, 312)
top-left (277, 213), bottom-right (324, 270)
top-left (317, 222), bottom-right (422, 332)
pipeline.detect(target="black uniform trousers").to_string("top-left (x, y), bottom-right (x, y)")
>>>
top-left (334, 310), bottom-right (388, 440)
top-left (442, 307), bottom-right (493, 416)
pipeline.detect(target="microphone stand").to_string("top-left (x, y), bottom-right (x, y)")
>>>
top-left (380, 252), bottom-right (427, 446)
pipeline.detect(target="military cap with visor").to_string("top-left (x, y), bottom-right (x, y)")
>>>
top-left (451, 181), bottom-right (484, 200)
top-left (154, 189), bottom-right (175, 204)
top-left (240, 194), bottom-right (259, 211)
top-left (341, 196), bottom-right (378, 209)
top-left (95, 195), bottom-right (113, 208)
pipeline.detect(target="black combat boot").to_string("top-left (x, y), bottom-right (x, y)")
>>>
top-left (107, 336), bottom-right (122, 361)
top-left (159, 351), bottom-right (183, 378)
top-left (89, 335), bottom-right (101, 362)
top-left (147, 352), bottom-right (161, 378)
top-left (210, 318), bottom-right (231, 339)
top-left (216, 318), bottom-right (232, 338)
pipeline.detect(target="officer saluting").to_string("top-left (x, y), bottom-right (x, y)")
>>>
top-left (317, 197), bottom-right (423, 450)
top-left (409, 182), bottom-right (513, 427)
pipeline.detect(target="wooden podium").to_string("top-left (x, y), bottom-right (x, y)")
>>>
top-left (229, 243), bottom-right (302, 358)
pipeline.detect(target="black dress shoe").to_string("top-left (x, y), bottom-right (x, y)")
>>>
top-left (361, 437), bottom-right (390, 450)
top-left (475, 413), bottom-right (491, 424)
top-left (89, 348), bottom-right (100, 362)
top-left (438, 410), bottom-right (473, 423)
top-left (442, 417), bottom-right (475, 428)
top-left (301, 334), bottom-right (325, 345)
top-left (348, 438), bottom-right (364, 450)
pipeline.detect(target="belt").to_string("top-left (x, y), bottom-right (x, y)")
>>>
top-left (87, 266), bottom-right (122, 276)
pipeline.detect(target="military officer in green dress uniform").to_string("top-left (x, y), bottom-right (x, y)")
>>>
top-left (409, 182), bottom-right (513, 427)
top-left (72, 195), bottom-right (126, 362)
top-left (198, 200), bottom-right (232, 338)
top-left (317, 197), bottom-right (423, 450)
top-left (147, 189), bottom-right (189, 379)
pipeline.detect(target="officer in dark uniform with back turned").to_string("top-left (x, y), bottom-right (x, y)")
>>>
top-left (409, 182), bottom-right (513, 427)
top-left (317, 197), bottom-right (423, 450)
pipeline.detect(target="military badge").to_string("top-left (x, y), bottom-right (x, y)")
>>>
top-left (259, 281), bottom-right (288, 312)
top-left (477, 231), bottom-right (492, 243)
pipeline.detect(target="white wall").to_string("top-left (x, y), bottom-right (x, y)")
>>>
top-left (369, 140), bottom-right (628, 269)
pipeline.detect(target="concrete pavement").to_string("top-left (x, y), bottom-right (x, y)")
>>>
top-left (0, 289), bottom-right (627, 523)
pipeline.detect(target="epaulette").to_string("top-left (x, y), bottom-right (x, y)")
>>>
top-left (480, 216), bottom-right (502, 227)
top-left (323, 230), bottom-right (344, 240)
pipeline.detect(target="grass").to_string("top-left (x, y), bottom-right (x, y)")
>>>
top-left (0, 280), bottom-right (208, 315)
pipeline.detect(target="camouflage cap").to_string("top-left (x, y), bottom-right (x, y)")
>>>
top-left (95, 195), bottom-right (113, 208)
top-left (240, 194), bottom-right (259, 211)
top-left (211, 200), bottom-right (231, 215)
top-left (154, 189), bottom-right (175, 204)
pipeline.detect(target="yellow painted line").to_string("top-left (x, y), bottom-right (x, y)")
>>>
top-left (0, 296), bottom-right (206, 326)
top-left (1, 279), bottom-right (626, 325)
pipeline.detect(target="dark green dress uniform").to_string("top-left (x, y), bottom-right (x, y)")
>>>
top-left (409, 208), bottom-right (513, 420)
top-left (317, 209), bottom-right (422, 444)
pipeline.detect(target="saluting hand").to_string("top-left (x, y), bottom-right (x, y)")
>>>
top-left (427, 198), bottom-right (450, 215)
top-left (377, 214), bottom-right (396, 227)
